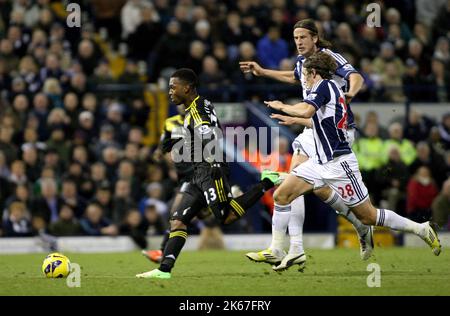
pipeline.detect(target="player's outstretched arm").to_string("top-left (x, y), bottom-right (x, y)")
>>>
top-left (264, 100), bottom-right (315, 119)
top-left (239, 61), bottom-right (297, 84)
top-left (270, 113), bottom-right (313, 128)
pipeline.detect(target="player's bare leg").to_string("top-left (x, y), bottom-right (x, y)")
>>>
top-left (350, 199), bottom-right (441, 256)
top-left (314, 186), bottom-right (373, 260)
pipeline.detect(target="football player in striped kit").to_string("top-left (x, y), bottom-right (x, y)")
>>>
top-left (240, 19), bottom-right (372, 270)
top-left (265, 52), bottom-right (441, 271)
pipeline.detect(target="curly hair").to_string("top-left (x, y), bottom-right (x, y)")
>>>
top-left (303, 52), bottom-right (337, 80)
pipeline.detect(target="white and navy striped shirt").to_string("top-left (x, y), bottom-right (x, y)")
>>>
top-left (294, 48), bottom-right (358, 127)
top-left (303, 79), bottom-right (352, 164)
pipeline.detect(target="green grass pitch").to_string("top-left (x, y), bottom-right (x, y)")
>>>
top-left (1, 248), bottom-right (449, 296)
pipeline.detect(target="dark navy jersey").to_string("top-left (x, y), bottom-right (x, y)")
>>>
top-left (294, 48), bottom-right (359, 128)
top-left (303, 79), bottom-right (352, 164)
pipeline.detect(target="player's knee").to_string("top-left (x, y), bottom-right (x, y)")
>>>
top-left (273, 189), bottom-right (290, 205)
top-left (170, 219), bottom-right (186, 231)
top-left (314, 186), bottom-right (331, 201)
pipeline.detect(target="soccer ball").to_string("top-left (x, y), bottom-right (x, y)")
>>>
top-left (42, 253), bottom-right (71, 278)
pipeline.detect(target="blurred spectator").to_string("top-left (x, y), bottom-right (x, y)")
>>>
top-left (152, 19), bottom-right (189, 79)
top-left (427, 58), bottom-right (450, 102)
top-left (261, 136), bottom-right (292, 172)
top-left (76, 111), bottom-right (97, 142)
top-left (385, 8), bottom-right (412, 43)
top-left (121, 0), bottom-right (155, 39)
top-left (332, 22), bottom-right (361, 63)
top-left (410, 141), bottom-right (447, 186)
top-left (404, 110), bottom-right (433, 143)
top-left (373, 42), bottom-right (405, 78)
top-left (94, 125), bottom-right (119, 159)
top-left (432, 178), bottom-right (450, 229)
top-left (438, 113), bottom-right (450, 150)
top-left (316, 5), bottom-right (337, 39)
top-left (416, 0), bottom-right (446, 28)
top-left (402, 58), bottom-right (432, 102)
top-left (142, 203), bottom-right (166, 236)
top-left (119, 208), bottom-right (148, 249)
top-left (429, 126), bottom-right (447, 158)
top-left (0, 150), bottom-right (9, 179)
top-left (139, 182), bottom-right (168, 217)
top-left (379, 61), bottom-right (406, 102)
top-left (22, 144), bottom-right (40, 183)
top-left (117, 159), bottom-right (141, 201)
top-left (127, 5), bottom-right (162, 61)
top-left (111, 179), bottom-right (136, 224)
top-left (8, 160), bottom-right (27, 186)
top-left (406, 166), bottom-right (439, 222)
top-left (386, 24), bottom-right (407, 58)
top-left (77, 39), bottom-right (101, 76)
top-left (61, 178), bottom-right (87, 219)
top-left (31, 177), bottom-right (63, 225)
top-left (407, 38), bottom-right (430, 76)
top-left (105, 103), bottom-right (130, 144)
top-left (433, 37), bottom-right (450, 64)
top-left (18, 55), bottom-right (41, 94)
top-left (256, 25), bottom-right (288, 69)
top-left (432, 0), bottom-right (450, 39)
top-left (40, 53), bottom-right (65, 84)
top-left (0, 126), bottom-right (17, 164)
top-left (358, 25), bottom-right (380, 59)
top-left (222, 11), bottom-right (246, 47)
top-left (7, 94), bottom-right (29, 131)
top-left (185, 40), bottom-right (206, 75)
top-left (354, 122), bottom-right (385, 202)
top-left (91, 182), bottom-right (113, 213)
top-left (80, 203), bottom-right (118, 236)
top-left (194, 19), bottom-right (212, 52)
top-left (102, 146), bottom-right (121, 183)
top-left (2, 201), bottom-right (32, 237)
top-left (48, 204), bottom-right (82, 236)
top-left (383, 122), bottom-right (417, 166)
top-left (199, 56), bottom-right (226, 100)
top-left (43, 78), bottom-right (63, 108)
top-left (46, 127), bottom-right (70, 162)
top-left (361, 111), bottom-right (388, 139)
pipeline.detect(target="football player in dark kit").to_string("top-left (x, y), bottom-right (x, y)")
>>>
top-left (136, 68), bottom-right (278, 279)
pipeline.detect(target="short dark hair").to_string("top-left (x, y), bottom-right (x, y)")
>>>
top-left (171, 68), bottom-right (199, 89)
top-left (293, 19), bottom-right (332, 49)
top-left (303, 52), bottom-right (337, 80)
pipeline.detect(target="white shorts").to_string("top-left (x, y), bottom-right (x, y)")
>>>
top-left (292, 128), bottom-right (315, 158)
top-left (292, 128), bottom-right (355, 161)
top-left (291, 152), bottom-right (369, 207)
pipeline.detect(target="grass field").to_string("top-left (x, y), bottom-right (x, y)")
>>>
top-left (1, 248), bottom-right (449, 296)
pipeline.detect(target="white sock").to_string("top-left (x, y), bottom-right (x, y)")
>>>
top-left (325, 191), bottom-right (369, 236)
top-left (288, 196), bottom-right (305, 255)
top-left (270, 203), bottom-right (291, 254)
top-left (376, 209), bottom-right (425, 236)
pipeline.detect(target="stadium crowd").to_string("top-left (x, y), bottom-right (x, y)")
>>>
top-left (0, 0), bottom-right (449, 241)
